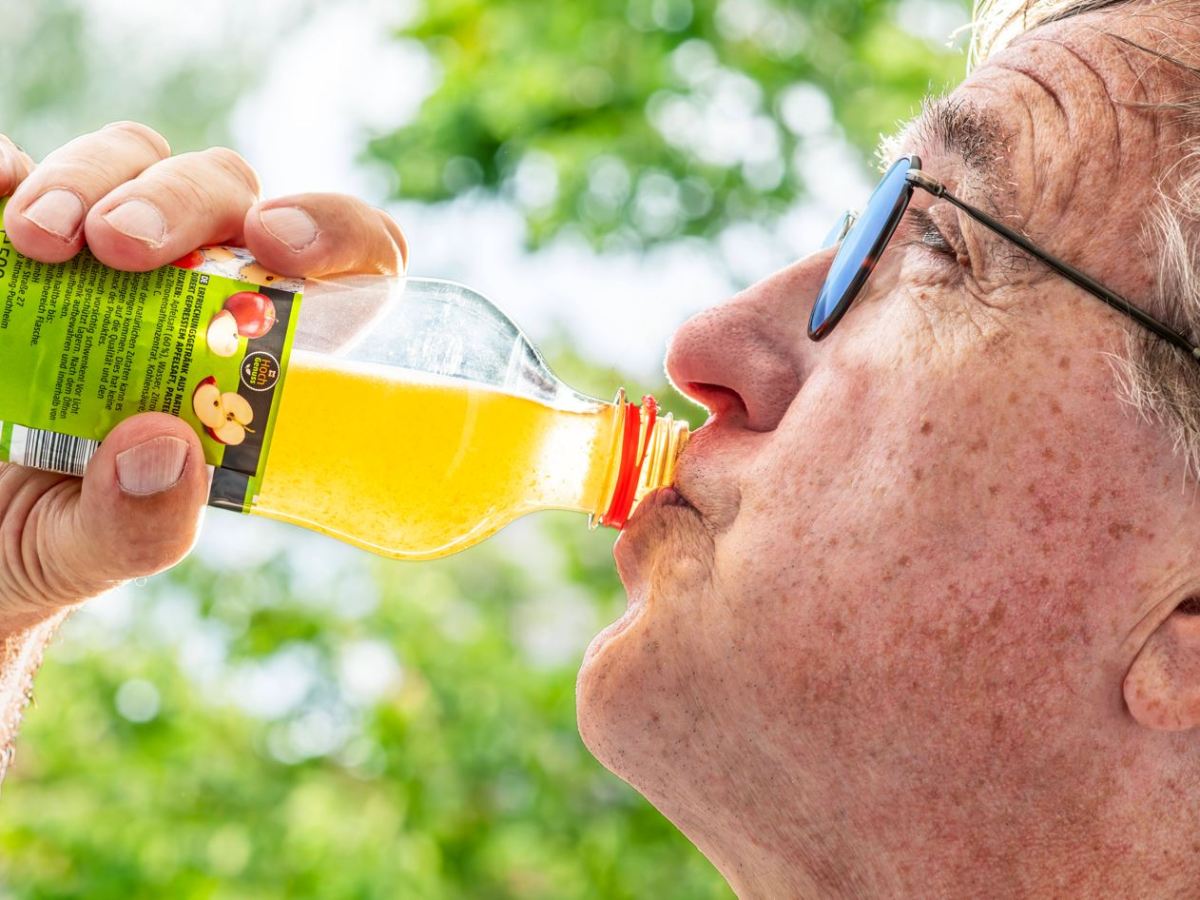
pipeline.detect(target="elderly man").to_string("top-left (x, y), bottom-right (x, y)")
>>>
top-left (1, 0), bottom-right (1199, 894)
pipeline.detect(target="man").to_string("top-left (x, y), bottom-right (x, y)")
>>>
top-left (1, 0), bottom-right (1198, 895)
top-left (576, 0), bottom-right (1200, 894)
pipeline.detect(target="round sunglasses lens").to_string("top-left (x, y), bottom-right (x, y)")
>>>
top-left (821, 211), bottom-right (853, 250)
top-left (809, 158), bottom-right (914, 338)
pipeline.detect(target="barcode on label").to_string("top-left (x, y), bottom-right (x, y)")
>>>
top-left (7, 424), bottom-right (100, 477)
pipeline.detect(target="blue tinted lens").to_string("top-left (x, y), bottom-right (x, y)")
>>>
top-left (809, 158), bottom-right (914, 339)
top-left (821, 211), bottom-right (853, 250)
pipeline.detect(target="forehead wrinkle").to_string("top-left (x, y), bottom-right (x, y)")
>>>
top-left (1040, 34), bottom-right (1126, 161)
top-left (985, 61), bottom-right (1084, 215)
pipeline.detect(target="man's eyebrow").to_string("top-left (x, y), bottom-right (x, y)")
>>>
top-left (882, 97), bottom-right (1008, 187)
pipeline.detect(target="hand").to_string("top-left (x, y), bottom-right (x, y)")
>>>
top-left (0, 122), bottom-right (409, 629)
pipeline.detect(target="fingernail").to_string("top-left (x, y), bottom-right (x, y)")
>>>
top-left (24, 189), bottom-right (85, 240)
top-left (260, 206), bottom-right (318, 251)
top-left (116, 436), bottom-right (188, 496)
top-left (103, 199), bottom-right (167, 248)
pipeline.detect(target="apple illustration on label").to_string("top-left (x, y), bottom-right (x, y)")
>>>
top-left (223, 291), bottom-right (277, 339)
top-left (191, 377), bottom-right (255, 446)
top-left (209, 392), bottom-right (255, 445)
top-left (171, 249), bottom-right (204, 269)
top-left (192, 376), bottom-right (223, 428)
top-left (206, 310), bottom-right (240, 357)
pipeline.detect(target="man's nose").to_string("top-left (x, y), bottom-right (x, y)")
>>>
top-left (664, 250), bottom-right (831, 432)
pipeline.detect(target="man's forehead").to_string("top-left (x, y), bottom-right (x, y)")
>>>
top-left (885, 16), bottom-right (1170, 225)
top-left (900, 7), bottom-right (1200, 183)
top-left (886, 98), bottom-right (1010, 188)
top-left (878, 7), bottom-right (1199, 298)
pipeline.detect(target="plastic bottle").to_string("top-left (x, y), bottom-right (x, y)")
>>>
top-left (0, 206), bottom-right (689, 560)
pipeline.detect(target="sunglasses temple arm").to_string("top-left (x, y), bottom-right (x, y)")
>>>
top-left (909, 174), bottom-right (1200, 359)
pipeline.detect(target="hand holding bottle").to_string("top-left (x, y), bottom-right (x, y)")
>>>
top-left (0, 121), bottom-right (409, 628)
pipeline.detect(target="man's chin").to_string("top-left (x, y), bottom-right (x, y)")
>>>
top-left (576, 609), bottom-right (650, 773)
top-left (576, 502), bottom-right (715, 767)
top-left (581, 589), bottom-right (645, 667)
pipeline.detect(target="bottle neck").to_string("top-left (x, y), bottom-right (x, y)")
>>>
top-left (593, 391), bottom-right (690, 530)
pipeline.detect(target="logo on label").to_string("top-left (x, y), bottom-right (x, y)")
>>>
top-left (240, 351), bottom-right (280, 392)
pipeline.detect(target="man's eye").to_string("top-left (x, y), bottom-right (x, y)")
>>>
top-left (905, 208), bottom-right (957, 260)
top-left (921, 222), bottom-right (954, 254)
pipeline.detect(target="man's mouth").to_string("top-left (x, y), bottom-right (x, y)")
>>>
top-left (620, 482), bottom-right (702, 533)
top-left (634, 485), bottom-right (694, 515)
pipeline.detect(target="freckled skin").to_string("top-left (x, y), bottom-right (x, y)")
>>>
top-left (578, 7), bottom-right (1200, 898)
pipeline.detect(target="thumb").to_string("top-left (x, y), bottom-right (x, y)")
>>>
top-left (43, 413), bottom-right (208, 608)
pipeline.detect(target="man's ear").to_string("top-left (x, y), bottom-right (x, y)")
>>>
top-left (1125, 598), bottom-right (1200, 731)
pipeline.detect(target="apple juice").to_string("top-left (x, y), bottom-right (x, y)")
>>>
top-left (252, 351), bottom-right (633, 559)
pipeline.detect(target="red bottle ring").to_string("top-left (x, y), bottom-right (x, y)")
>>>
top-left (601, 394), bottom-right (659, 530)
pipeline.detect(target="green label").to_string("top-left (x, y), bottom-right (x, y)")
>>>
top-left (0, 196), bottom-right (303, 513)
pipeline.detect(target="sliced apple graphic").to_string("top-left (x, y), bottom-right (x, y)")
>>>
top-left (206, 391), bottom-right (255, 446)
top-left (192, 380), bottom-right (255, 446)
top-left (223, 291), bottom-right (277, 339)
top-left (206, 309), bottom-right (240, 357)
top-left (191, 376), bottom-right (224, 429)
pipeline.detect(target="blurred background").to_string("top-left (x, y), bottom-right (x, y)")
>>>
top-left (0, 0), bottom-right (967, 896)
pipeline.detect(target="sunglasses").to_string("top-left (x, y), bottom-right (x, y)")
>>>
top-left (808, 155), bottom-right (1200, 362)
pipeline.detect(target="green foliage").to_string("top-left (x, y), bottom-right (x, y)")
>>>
top-left (0, 0), bottom-right (297, 159)
top-left (0, 504), bottom-right (730, 898)
top-left (367, 0), bottom-right (968, 248)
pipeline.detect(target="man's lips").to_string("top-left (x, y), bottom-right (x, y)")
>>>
top-left (633, 485), bottom-right (694, 516)
top-left (612, 485), bottom-right (698, 583)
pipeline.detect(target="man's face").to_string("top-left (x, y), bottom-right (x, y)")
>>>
top-left (577, 8), bottom-right (1200, 880)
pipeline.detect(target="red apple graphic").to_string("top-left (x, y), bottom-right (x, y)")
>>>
top-left (223, 292), bottom-right (277, 339)
top-left (171, 249), bottom-right (205, 269)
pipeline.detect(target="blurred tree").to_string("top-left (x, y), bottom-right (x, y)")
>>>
top-left (367, 0), bottom-right (969, 247)
top-left (0, 0), bottom-right (320, 158)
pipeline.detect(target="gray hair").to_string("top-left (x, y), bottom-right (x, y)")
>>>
top-left (971, 0), bottom-right (1200, 482)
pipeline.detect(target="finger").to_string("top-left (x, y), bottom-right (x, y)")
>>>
top-left (3, 121), bottom-right (171, 264)
top-left (242, 193), bottom-right (408, 279)
top-left (0, 134), bottom-right (35, 197)
top-left (83, 146), bottom-right (262, 272)
top-left (14, 413), bottom-right (208, 617)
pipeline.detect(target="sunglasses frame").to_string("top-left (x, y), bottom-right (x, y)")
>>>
top-left (809, 155), bottom-right (1200, 361)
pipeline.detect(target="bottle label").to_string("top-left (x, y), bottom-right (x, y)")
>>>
top-left (0, 197), bottom-right (303, 513)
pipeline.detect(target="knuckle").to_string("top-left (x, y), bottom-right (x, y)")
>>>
top-left (0, 476), bottom-right (89, 611)
top-left (0, 133), bottom-right (27, 161)
top-left (28, 157), bottom-right (127, 199)
top-left (155, 163), bottom-right (221, 217)
top-left (102, 120), bottom-right (171, 159)
top-left (203, 146), bottom-right (261, 198)
top-left (114, 517), bottom-right (194, 577)
top-left (373, 207), bottom-right (408, 271)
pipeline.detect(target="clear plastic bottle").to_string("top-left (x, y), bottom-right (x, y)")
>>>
top-left (0, 222), bottom-right (689, 560)
top-left (246, 276), bottom-right (690, 559)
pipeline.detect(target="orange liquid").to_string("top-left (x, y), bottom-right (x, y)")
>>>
top-left (250, 350), bottom-right (620, 559)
